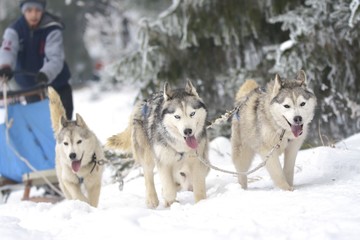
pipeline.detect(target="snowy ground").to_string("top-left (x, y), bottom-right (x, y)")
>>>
top-left (1, 84), bottom-right (360, 240)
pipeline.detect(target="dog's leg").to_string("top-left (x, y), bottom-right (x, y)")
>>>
top-left (140, 146), bottom-right (159, 208)
top-left (62, 181), bottom-right (89, 203)
top-left (137, 146), bottom-right (158, 208)
top-left (56, 164), bottom-right (71, 199)
top-left (132, 124), bottom-right (159, 208)
top-left (157, 163), bottom-right (177, 207)
top-left (86, 180), bottom-right (101, 207)
top-left (191, 157), bottom-right (208, 203)
top-left (57, 165), bottom-right (86, 201)
top-left (143, 158), bottom-right (159, 209)
top-left (58, 179), bottom-right (72, 199)
top-left (283, 138), bottom-right (304, 186)
top-left (234, 145), bottom-right (255, 189)
top-left (263, 153), bottom-right (293, 191)
top-left (231, 124), bottom-right (254, 189)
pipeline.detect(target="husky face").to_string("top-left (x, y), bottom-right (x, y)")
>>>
top-left (162, 80), bottom-right (207, 150)
top-left (57, 114), bottom-right (93, 173)
top-left (270, 71), bottom-right (317, 138)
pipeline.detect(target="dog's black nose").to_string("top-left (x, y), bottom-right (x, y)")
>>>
top-left (69, 153), bottom-right (77, 160)
top-left (184, 128), bottom-right (192, 136)
top-left (293, 116), bottom-right (303, 124)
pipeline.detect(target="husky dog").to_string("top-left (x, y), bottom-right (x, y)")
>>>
top-left (107, 80), bottom-right (209, 208)
top-left (231, 70), bottom-right (316, 190)
top-left (48, 87), bottom-right (104, 207)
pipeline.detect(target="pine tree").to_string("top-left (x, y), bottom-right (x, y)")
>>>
top-left (269, 0), bottom-right (360, 144)
top-left (109, 0), bottom-right (296, 119)
top-left (100, 0), bottom-right (360, 144)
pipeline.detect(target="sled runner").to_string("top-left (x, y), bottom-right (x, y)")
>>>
top-left (0, 82), bottom-right (62, 203)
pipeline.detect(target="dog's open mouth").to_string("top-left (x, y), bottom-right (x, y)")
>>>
top-left (184, 135), bottom-right (198, 149)
top-left (283, 117), bottom-right (303, 138)
top-left (71, 153), bottom-right (84, 173)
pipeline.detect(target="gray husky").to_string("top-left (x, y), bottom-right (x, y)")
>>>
top-left (107, 80), bottom-right (210, 208)
top-left (48, 87), bottom-right (104, 207)
top-left (231, 70), bottom-right (317, 190)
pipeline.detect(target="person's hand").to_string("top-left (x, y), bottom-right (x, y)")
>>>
top-left (36, 72), bottom-right (48, 84)
top-left (0, 65), bottom-right (13, 80)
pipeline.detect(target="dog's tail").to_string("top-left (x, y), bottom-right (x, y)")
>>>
top-left (106, 125), bottom-right (132, 152)
top-left (235, 79), bottom-right (259, 102)
top-left (48, 87), bottom-right (66, 134)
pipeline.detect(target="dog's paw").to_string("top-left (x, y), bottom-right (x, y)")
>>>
top-left (164, 199), bottom-right (178, 207)
top-left (194, 193), bottom-right (206, 203)
top-left (146, 197), bottom-right (159, 209)
top-left (279, 184), bottom-right (294, 191)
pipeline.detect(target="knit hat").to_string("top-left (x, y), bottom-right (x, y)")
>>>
top-left (20, 0), bottom-right (46, 13)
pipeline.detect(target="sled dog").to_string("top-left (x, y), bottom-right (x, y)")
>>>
top-left (48, 87), bottom-right (104, 207)
top-left (231, 70), bottom-right (316, 190)
top-left (107, 80), bottom-right (210, 208)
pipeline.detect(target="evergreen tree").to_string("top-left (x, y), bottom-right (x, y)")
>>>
top-left (109, 0), bottom-right (296, 112)
top-left (269, 0), bottom-right (360, 144)
top-left (107, 0), bottom-right (301, 138)
top-left (94, 0), bottom-right (360, 145)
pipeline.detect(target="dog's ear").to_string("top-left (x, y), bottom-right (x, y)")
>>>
top-left (272, 73), bottom-right (282, 98)
top-left (60, 116), bottom-right (68, 128)
top-left (296, 69), bottom-right (307, 86)
top-left (75, 113), bottom-right (88, 128)
top-left (185, 79), bottom-right (199, 97)
top-left (164, 82), bottom-right (173, 101)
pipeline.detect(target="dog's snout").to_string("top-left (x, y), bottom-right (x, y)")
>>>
top-left (184, 128), bottom-right (192, 136)
top-left (293, 116), bottom-right (302, 124)
top-left (69, 153), bottom-right (77, 160)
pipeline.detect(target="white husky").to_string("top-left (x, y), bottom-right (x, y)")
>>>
top-left (48, 87), bottom-right (104, 207)
top-left (107, 80), bottom-right (210, 208)
top-left (231, 70), bottom-right (317, 190)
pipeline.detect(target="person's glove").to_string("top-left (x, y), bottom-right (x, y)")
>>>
top-left (0, 66), bottom-right (13, 80)
top-left (36, 71), bottom-right (48, 84)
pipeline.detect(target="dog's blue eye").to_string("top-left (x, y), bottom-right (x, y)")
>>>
top-left (300, 102), bottom-right (306, 107)
top-left (284, 104), bottom-right (290, 109)
top-left (190, 112), bottom-right (195, 117)
top-left (64, 142), bottom-right (68, 146)
top-left (77, 140), bottom-right (82, 144)
top-left (174, 115), bottom-right (180, 119)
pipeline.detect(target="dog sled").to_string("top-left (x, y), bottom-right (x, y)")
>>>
top-left (0, 79), bottom-right (62, 203)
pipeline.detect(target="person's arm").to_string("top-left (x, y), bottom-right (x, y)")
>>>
top-left (0, 28), bottom-right (19, 69)
top-left (40, 29), bottom-right (65, 82)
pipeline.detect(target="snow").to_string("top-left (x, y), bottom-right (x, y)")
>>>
top-left (280, 39), bottom-right (295, 52)
top-left (349, 0), bottom-right (360, 28)
top-left (1, 84), bottom-right (360, 240)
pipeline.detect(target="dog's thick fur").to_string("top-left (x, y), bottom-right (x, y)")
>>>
top-left (231, 70), bottom-right (317, 190)
top-left (48, 87), bottom-right (104, 207)
top-left (107, 80), bottom-right (209, 208)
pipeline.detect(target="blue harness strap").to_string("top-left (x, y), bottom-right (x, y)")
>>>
top-left (233, 86), bottom-right (266, 122)
top-left (141, 101), bottom-right (149, 117)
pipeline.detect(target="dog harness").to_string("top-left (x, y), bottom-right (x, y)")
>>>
top-left (76, 153), bottom-right (106, 184)
top-left (234, 86), bottom-right (266, 121)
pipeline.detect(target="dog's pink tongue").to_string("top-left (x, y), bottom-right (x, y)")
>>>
top-left (72, 160), bottom-right (81, 172)
top-left (185, 136), bottom-right (198, 149)
top-left (291, 125), bottom-right (303, 138)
